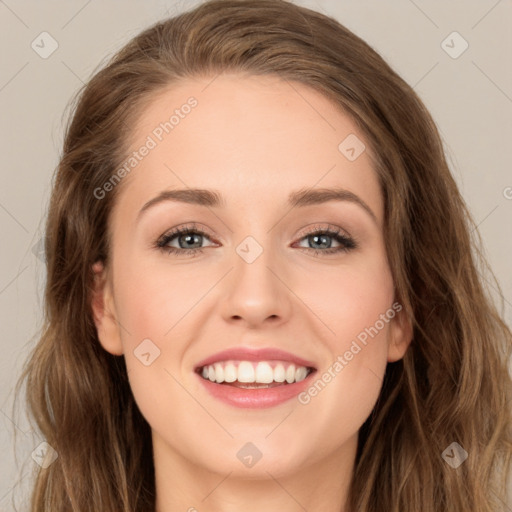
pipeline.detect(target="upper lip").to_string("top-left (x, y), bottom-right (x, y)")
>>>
top-left (194, 347), bottom-right (318, 370)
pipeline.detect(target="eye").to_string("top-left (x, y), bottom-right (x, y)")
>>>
top-left (293, 224), bottom-right (357, 255)
top-left (155, 222), bottom-right (357, 258)
top-left (155, 223), bottom-right (217, 257)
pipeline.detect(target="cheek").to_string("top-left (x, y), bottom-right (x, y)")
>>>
top-left (293, 250), bottom-right (394, 425)
top-left (114, 268), bottom-right (191, 430)
top-left (113, 253), bottom-right (211, 343)
top-left (298, 248), bottom-right (395, 350)
top-left (111, 256), bottom-right (216, 412)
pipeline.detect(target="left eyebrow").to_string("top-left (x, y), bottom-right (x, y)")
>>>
top-left (137, 186), bottom-right (378, 225)
top-left (137, 188), bottom-right (224, 221)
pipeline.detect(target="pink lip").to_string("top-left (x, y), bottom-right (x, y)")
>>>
top-left (194, 347), bottom-right (317, 370)
top-left (196, 373), bottom-right (316, 409)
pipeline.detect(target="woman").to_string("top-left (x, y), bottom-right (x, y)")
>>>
top-left (16, 0), bottom-right (511, 510)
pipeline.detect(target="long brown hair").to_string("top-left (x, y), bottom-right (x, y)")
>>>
top-left (14, 0), bottom-right (511, 510)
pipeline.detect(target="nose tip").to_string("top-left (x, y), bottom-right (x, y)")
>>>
top-left (220, 248), bottom-right (292, 327)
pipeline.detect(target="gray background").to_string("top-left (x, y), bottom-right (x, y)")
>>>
top-left (1, 0), bottom-right (511, 510)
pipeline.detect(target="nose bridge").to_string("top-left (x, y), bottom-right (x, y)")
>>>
top-left (221, 234), bottom-right (291, 325)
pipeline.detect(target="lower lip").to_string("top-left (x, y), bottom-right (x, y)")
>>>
top-left (195, 371), bottom-right (316, 409)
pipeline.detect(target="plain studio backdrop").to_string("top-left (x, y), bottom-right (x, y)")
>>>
top-left (0, 0), bottom-right (511, 509)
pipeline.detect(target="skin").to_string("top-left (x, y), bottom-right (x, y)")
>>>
top-left (91, 73), bottom-right (412, 512)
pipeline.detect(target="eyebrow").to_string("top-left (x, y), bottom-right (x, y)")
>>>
top-left (137, 186), bottom-right (378, 224)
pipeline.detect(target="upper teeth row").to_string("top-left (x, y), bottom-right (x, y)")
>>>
top-left (201, 361), bottom-right (310, 384)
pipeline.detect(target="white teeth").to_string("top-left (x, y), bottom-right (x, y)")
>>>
top-left (224, 363), bottom-right (237, 383)
top-left (295, 366), bottom-right (308, 382)
top-left (274, 363), bottom-right (286, 382)
top-left (285, 364), bottom-right (296, 383)
top-left (237, 361), bottom-right (255, 383)
top-left (255, 362), bottom-right (274, 383)
top-left (200, 360), bottom-right (312, 385)
top-left (214, 363), bottom-right (224, 383)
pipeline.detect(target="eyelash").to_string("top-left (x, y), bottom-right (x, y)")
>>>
top-left (155, 222), bottom-right (357, 258)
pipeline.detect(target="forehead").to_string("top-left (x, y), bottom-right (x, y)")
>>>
top-left (115, 73), bottom-right (383, 224)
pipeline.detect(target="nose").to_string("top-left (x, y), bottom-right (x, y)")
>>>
top-left (220, 241), bottom-right (293, 328)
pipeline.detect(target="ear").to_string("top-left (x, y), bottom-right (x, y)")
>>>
top-left (90, 260), bottom-right (124, 356)
top-left (386, 303), bottom-right (413, 363)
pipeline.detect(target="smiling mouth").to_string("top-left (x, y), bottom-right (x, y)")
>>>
top-left (195, 360), bottom-right (316, 388)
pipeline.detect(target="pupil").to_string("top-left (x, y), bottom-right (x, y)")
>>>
top-left (180, 233), bottom-right (201, 249)
top-left (310, 234), bottom-right (330, 249)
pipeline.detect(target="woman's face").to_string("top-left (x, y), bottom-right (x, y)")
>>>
top-left (92, 73), bottom-right (411, 482)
